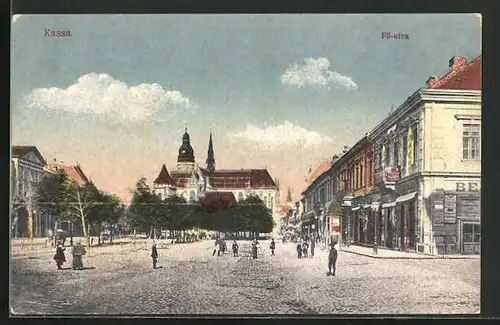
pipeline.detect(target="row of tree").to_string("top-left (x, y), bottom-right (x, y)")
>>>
top-left (35, 170), bottom-right (123, 248)
top-left (126, 178), bottom-right (274, 238)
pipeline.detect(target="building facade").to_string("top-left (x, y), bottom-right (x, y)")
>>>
top-left (153, 129), bottom-right (281, 234)
top-left (368, 55), bottom-right (481, 255)
top-left (11, 146), bottom-right (50, 238)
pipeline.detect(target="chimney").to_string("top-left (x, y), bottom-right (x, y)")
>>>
top-left (426, 76), bottom-right (438, 87)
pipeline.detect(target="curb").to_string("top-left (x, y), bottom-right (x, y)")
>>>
top-left (341, 250), bottom-right (479, 260)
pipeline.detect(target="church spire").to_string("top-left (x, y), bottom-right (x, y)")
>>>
top-left (206, 131), bottom-right (215, 172)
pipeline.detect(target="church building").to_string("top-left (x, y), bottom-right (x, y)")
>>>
top-left (153, 129), bottom-right (281, 234)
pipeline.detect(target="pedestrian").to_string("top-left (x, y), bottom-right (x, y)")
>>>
top-left (302, 241), bottom-right (309, 258)
top-left (270, 238), bottom-right (276, 256)
top-left (151, 241), bottom-right (158, 269)
top-left (252, 239), bottom-right (259, 259)
top-left (310, 237), bottom-right (315, 258)
top-left (296, 242), bottom-right (303, 259)
top-left (71, 239), bottom-right (86, 270)
top-left (222, 240), bottom-right (227, 254)
top-left (53, 244), bottom-right (66, 270)
top-left (328, 242), bottom-right (338, 276)
top-left (232, 240), bottom-right (239, 257)
top-left (213, 237), bottom-right (220, 256)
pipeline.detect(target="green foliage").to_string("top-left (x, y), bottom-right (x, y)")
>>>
top-left (34, 170), bottom-right (71, 219)
top-left (127, 179), bottom-right (275, 234)
top-left (128, 178), bottom-right (162, 232)
top-left (35, 170), bottom-right (123, 226)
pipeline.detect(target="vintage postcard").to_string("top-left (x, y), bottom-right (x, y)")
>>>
top-left (10, 14), bottom-right (481, 315)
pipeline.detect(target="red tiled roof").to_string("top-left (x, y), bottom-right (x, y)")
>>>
top-left (157, 167), bottom-right (278, 189)
top-left (169, 171), bottom-right (191, 188)
top-left (12, 145), bottom-right (47, 165)
top-left (199, 191), bottom-right (237, 211)
top-left (154, 164), bottom-right (175, 185)
top-left (429, 55), bottom-right (481, 90)
top-left (49, 164), bottom-right (90, 186)
top-left (306, 160), bottom-right (332, 185)
top-left (201, 168), bottom-right (277, 189)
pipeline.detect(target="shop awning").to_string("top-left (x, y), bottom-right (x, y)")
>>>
top-left (363, 204), bottom-right (371, 209)
top-left (396, 191), bottom-right (418, 204)
top-left (342, 200), bottom-right (352, 207)
top-left (382, 201), bottom-right (396, 208)
top-left (371, 202), bottom-right (381, 210)
top-left (351, 206), bottom-right (361, 211)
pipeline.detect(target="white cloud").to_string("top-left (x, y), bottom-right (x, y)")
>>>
top-left (12, 14), bottom-right (22, 24)
top-left (281, 57), bottom-right (358, 90)
top-left (23, 73), bottom-right (195, 121)
top-left (230, 121), bottom-right (333, 149)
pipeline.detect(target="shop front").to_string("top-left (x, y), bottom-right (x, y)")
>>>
top-left (395, 178), bottom-right (420, 252)
top-left (428, 185), bottom-right (480, 255)
top-left (325, 198), bottom-right (343, 246)
top-left (341, 195), bottom-right (353, 244)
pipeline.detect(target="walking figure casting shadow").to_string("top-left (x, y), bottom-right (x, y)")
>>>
top-left (53, 243), bottom-right (66, 270)
top-left (71, 239), bottom-right (87, 270)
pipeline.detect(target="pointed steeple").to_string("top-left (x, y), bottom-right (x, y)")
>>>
top-left (206, 131), bottom-right (215, 172)
top-left (178, 128), bottom-right (195, 164)
top-left (154, 164), bottom-right (175, 185)
top-left (286, 187), bottom-right (292, 203)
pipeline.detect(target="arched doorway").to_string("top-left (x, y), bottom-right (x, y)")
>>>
top-left (15, 206), bottom-right (29, 238)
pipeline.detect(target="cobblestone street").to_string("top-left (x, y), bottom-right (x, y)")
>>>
top-left (10, 239), bottom-right (480, 315)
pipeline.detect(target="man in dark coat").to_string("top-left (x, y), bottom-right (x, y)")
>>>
top-left (232, 240), bottom-right (239, 257)
top-left (328, 242), bottom-right (338, 276)
top-left (53, 244), bottom-right (66, 270)
top-left (151, 242), bottom-right (158, 269)
top-left (296, 242), bottom-right (303, 259)
top-left (302, 241), bottom-right (309, 258)
top-left (251, 239), bottom-right (259, 259)
top-left (310, 237), bottom-right (316, 257)
top-left (270, 238), bottom-right (276, 256)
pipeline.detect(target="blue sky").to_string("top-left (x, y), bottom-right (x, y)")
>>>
top-left (11, 14), bottom-right (481, 203)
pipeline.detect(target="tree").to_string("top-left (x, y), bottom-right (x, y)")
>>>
top-left (87, 190), bottom-right (121, 245)
top-left (236, 195), bottom-right (274, 237)
top-left (128, 178), bottom-right (163, 238)
top-left (34, 170), bottom-right (101, 249)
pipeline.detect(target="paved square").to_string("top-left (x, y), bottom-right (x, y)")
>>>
top-left (10, 239), bottom-right (480, 315)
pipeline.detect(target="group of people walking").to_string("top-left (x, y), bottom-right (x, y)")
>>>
top-left (52, 239), bottom-right (87, 270)
top-left (296, 236), bottom-right (316, 259)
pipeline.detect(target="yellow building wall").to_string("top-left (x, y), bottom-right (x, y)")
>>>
top-left (423, 102), bottom-right (481, 173)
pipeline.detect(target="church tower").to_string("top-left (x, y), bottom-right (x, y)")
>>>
top-left (206, 132), bottom-right (215, 173)
top-left (177, 128), bottom-right (195, 172)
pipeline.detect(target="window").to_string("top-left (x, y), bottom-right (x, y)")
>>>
top-left (264, 197), bottom-right (268, 207)
top-left (393, 140), bottom-right (399, 166)
top-left (384, 144), bottom-right (389, 166)
top-left (360, 164), bottom-right (363, 187)
top-left (413, 126), bottom-right (418, 165)
top-left (368, 159), bottom-right (373, 185)
top-left (402, 135), bottom-right (408, 173)
top-left (463, 124), bottom-right (480, 160)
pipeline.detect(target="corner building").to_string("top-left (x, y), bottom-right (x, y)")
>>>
top-left (368, 55), bottom-right (481, 255)
top-left (153, 129), bottom-right (281, 234)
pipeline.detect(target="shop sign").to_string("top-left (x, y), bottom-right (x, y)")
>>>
top-left (444, 194), bottom-right (457, 224)
top-left (384, 167), bottom-right (401, 183)
top-left (430, 192), bottom-right (445, 226)
top-left (395, 179), bottom-right (419, 195)
top-left (456, 182), bottom-right (480, 192)
top-left (458, 197), bottom-right (480, 220)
